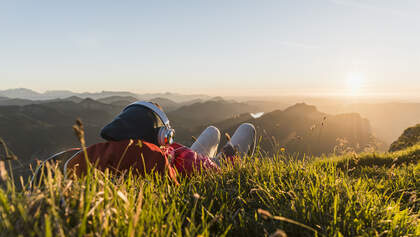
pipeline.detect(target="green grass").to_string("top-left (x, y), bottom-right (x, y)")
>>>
top-left (0, 145), bottom-right (419, 236)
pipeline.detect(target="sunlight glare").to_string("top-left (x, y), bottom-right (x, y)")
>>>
top-left (346, 72), bottom-right (364, 96)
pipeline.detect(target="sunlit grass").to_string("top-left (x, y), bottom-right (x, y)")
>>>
top-left (0, 143), bottom-right (418, 236)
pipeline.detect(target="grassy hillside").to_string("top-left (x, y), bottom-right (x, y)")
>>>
top-left (389, 124), bottom-right (420, 152)
top-left (0, 144), bottom-right (418, 236)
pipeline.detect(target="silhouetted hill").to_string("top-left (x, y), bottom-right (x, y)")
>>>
top-left (245, 100), bottom-right (288, 112)
top-left (83, 91), bottom-right (139, 99)
top-left (319, 102), bottom-right (420, 145)
top-left (0, 88), bottom-right (215, 106)
top-left (97, 96), bottom-right (138, 106)
top-left (0, 88), bottom-right (41, 100)
top-left (206, 103), bottom-right (380, 156)
top-left (63, 96), bottom-right (84, 103)
top-left (138, 92), bottom-right (211, 103)
top-left (149, 97), bottom-right (180, 112)
top-left (389, 124), bottom-right (420, 152)
top-left (43, 90), bottom-right (76, 99)
top-left (0, 97), bottom-right (35, 106)
top-left (0, 88), bottom-right (139, 100)
top-left (179, 98), bottom-right (203, 106)
top-left (213, 113), bottom-right (254, 131)
top-left (168, 99), bottom-right (258, 129)
top-left (283, 103), bottom-right (321, 118)
top-left (97, 96), bottom-right (180, 111)
top-left (0, 100), bottom-right (123, 162)
top-left (0, 95), bottom-right (86, 106)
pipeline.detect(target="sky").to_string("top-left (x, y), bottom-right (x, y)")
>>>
top-left (0, 0), bottom-right (419, 98)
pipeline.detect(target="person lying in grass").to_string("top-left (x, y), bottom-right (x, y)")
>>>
top-left (65, 101), bottom-right (256, 182)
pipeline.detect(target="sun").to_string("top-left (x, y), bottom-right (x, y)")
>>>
top-left (346, 72), bottom-right (364, 96)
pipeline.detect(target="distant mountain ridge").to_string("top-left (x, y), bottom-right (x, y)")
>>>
top-left (0, 88), bottom-right (211, 102)
top-left (0, 88), bottom-right (139, 100)
top-left (168, 99), bottom-right (259, 128)
top-left (3, 88), bottom-right (418, 149)
top-left (0, 94), bottom-right (196, 112)
top-left (200, 103), bottom-right (382, 156)
top-left (97, 96), bottom-right (138, 106)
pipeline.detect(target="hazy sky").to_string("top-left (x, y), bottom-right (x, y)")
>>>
top-left (1, 0), bottom-right (419, 97)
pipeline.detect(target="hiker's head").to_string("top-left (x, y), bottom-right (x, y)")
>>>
top-left (100, 101), bottom-right (174, 146)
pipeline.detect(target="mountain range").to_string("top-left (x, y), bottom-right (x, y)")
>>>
top-left (0, 88), bottom-right (210, 102)
top-left (0, 88), bottom-right (420, 159)
top-left (0, 94), bottom-right (392, 179)
top-left (2, 88), bottom-right (420, 146)
top-left (0, 97), bottom-right (379, 159)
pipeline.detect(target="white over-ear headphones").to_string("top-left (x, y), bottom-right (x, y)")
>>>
top-left (124, 101), bottom-right (175, 146)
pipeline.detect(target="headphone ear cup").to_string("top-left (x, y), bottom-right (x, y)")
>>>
top-left (157, 127), bottom-right (166, 146)
top-left (167, 128), bottom-right (175, 144)
top-left (157, 126), bottom-right (175, 146)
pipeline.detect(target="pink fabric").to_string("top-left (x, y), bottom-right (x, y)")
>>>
top-left (161, 143), bottom-right (218, 175)
top-left (162, 143), bottom-right (239, 175)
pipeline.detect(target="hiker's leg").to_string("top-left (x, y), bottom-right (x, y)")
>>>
top-left (190, 126), bottom-right (220, 158)
top-left (223, 123), bottom-right (256, 158)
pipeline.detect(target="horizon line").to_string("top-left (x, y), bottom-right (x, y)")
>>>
top-left (1, 87), bottom-right (420, 102)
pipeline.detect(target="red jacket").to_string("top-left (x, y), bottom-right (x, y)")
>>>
top-left (66, 140), bottom-right (235, 181)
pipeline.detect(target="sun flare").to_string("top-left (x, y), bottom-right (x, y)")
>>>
top-left (346, 72), bottom-right (364, 96)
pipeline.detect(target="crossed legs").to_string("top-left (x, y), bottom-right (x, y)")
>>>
top-left (190, 123), bottom-right (256, 160)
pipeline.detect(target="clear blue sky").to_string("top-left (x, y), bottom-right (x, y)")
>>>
top-left (1, 0), bottom-right (419, 97)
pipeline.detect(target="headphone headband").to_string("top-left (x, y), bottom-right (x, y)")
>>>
top-left (124, 101), bottom-right (171, 127)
